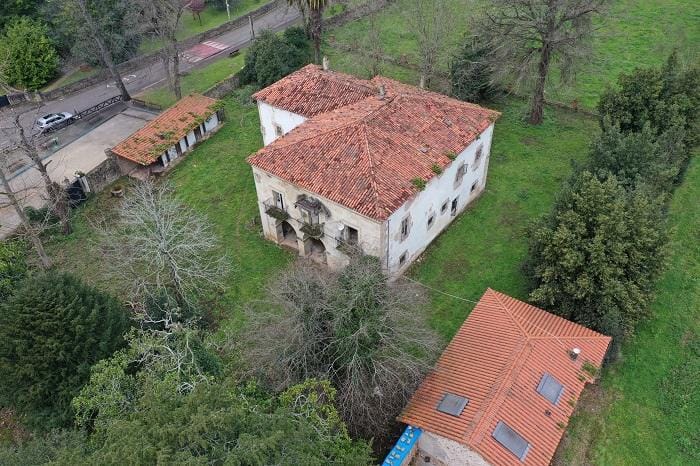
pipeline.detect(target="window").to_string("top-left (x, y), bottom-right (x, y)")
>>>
top-left (274, 124), bottom-right (283, 137)
top-left (440, 201), bottom-right (448, 214)
top-left (427, 214), bottom-right (435, 229)
top-left (454, 163), bottom-right (466, 186)
top-left (475, 144), bottom-right (483, 163)
top-left (399, 251), bottom-right (408, 265)
top-left (273, 190), bottom-right (284, 210)
top-left (451, 197), bottom-right (458, 216)
top-left (471, 181), bottom-right (479, 193)
top-left (400, 217), bottom-right (410, 240)
top-left (301, 208), bottom-right (319, 225)
top-left (260, 125), bottom-right (266, 135)
top-left (536, 373), bottom-right (564, 405)
top-left (437, 393), bottom-right (469, 417)
top-left (492, 421), bottom-right (531, 461)
top-left (341, 225), bottom-right (359, 245)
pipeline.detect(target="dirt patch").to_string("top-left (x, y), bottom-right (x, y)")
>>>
top-left (0, 408), bottom-right (30, 446)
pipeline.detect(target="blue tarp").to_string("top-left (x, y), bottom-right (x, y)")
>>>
top-left (382, 425), bottom-right (422, 466)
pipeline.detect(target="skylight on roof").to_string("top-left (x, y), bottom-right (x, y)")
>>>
top-left (492, 421), bottom-right (530, 461)
top-left (436, 393), bottom-right (468, 417)
top-left (537, 373), bottom-right (565, 405)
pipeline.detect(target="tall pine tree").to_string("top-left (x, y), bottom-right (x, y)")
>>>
top-left (0, 272), bottom-right (130, 428)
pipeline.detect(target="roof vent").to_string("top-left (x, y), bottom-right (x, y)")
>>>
top-left (419, 145), bottom-right (429, 153)
top-left (378, 84), bottom-right (386, 99)
top-left (322, 56), bottom-right (329, 71)
top-left (570, 347), bottom-right (581, 360)
top-left (436, 393), bottom-right (468, 417)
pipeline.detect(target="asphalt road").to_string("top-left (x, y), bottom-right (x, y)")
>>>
top-left (1, 2), bottom-right (301, 134)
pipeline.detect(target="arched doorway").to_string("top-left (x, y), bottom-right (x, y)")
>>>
top-left (308, 238), bottom-right (327, 264)
top-left (279, 221), bottom-right (298, 249)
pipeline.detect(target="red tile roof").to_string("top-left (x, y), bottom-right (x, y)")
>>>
top-left (252, 64), bottom-right (376, 117)
top-left (111, 94), bottom-right (219, 165)
top-left (399, 289), bottom-right (611, 466)
top-left (248, 73), bottom-right (500, 220)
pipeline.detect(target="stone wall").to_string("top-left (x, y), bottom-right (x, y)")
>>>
top-left (83, 155), bottom-right (122, 194)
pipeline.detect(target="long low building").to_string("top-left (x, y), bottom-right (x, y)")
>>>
top-left (109, 94), bottom-right (223, 177)
top-left (385, 289), bottom-right (611, 466)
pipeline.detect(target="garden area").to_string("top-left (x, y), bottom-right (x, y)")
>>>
top-left (3, 0), bottom-right (697, 463)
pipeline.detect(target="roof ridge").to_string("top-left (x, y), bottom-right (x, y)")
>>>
top-left (491, 289), bottom-right (530, 337)
top-left (360, 123), bottom-right (384, 218)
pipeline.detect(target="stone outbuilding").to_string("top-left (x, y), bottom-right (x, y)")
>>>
top-left (109, 94), bottom-right (223, 178)
top-left (384, 289), bottom-right (611, 466)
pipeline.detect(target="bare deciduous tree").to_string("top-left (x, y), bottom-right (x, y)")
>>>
top-left (476, 0), bottom-right (607, 124)
top-left (133, 0), bottom-right (190, 100)
top-left (99, 179), bottom-right (228, 309)
top-left (405, 0), bottom-right (456, 88)
top-left (0, 154), bottom-right (52, 269)
top-left (73, 0), bottom-right (132, 102)
top-left (246, 256), bottom-right (440, 438)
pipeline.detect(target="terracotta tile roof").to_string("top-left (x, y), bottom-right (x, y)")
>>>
top-left (248, 76), bottom-right (500, 220)
top-left (399, 289), bottom-right (611, 466)
top-left (111, 94), bottom-right (219, 165)
top-left (252, 64), bottom-right (376, 117)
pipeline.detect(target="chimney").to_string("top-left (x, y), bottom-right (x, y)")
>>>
top-left (569, 347), bottom-right (581, 361)
top-left (322, 56), bottom-right (329, 71)
top-left (378, 84), bottom-right (386, 99)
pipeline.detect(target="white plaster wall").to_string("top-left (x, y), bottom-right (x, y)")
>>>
top-left (412, 432), bottom-right (491, 466)
top-left (251, 167), bottom-right (383, 269)
top-left (186, 130), bottom-right (196, 147)
top-left (179, 138), bottom-right (188, 154)
top-left (384, 124), bottom-right (495, 275)
top-left (204, 113), bottom-right (219, 132)
top-left (257, 101), bottom-right (307, 146)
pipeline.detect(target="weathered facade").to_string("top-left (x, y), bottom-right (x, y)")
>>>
top-left (248, 65), bottom-right (499, 274)
top-left (109, 94), bottom-right (223, 177)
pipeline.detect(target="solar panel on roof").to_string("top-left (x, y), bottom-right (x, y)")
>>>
top-left (492, 421), bottom-right (530, 461)
top-left (436, 393), bottom-right (468, 417)
top-left (537, 373), bottom-right (565, 405)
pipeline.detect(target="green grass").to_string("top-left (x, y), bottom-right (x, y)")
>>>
top-left (138, 1), bottom-right (267, 54)
top-left (408, 101), bottom-right (596, 337)
top-left (45, 95), bottom-right (293, 329)
top-left (136, 54), bottom-right (245, 108)
top-left (41, 67), bottom-right (99, 92)
top-left (327, 0), bottom-right (699, 109)
top-left (557, 157), bottom-right (700, 466)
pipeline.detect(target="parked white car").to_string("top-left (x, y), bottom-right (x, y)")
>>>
top-left (36, 112), bottom-right (73, 130)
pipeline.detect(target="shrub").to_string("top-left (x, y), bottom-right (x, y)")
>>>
top-left (0, 272), bottom-right (130, 428)
top-left (0, 18), bottom-right (58, 90)
top-left (240, 27), bottom-right (311, 87)
top-left (450, 36), bottom-right (498, 103)
top-left (525, 171), bottom-right (667, 356)
top-left (0, 240), bottom-right (27, 301)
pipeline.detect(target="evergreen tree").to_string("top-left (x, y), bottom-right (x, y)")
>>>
top-left (450, 36), bottom-right (497, 103)
top-left (0, 240), bottom-right (27, 300)
top-left (0, 18), bottom-right (59, 90)
top-left (240, 28), bottom-right (311, 87)
top-left (598, 51), bottom-right (700, 147)
top-left (525, 171), bottom-right (667, 354)
top-left (0, 272), bottom-right (130, 428)
top-left (590, 120), bottom-right (687, 193)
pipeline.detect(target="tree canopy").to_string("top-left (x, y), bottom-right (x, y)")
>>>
top-left (247, 256), bottom-right (439, 438)
top-left (0, 17), bottom-right (58, 90)
top-left (240, 28), bottom-right (311, 87)
top-left (525, 171), bottom-right (667, 353)
top-left (0, 272), bottom-right (130, 428)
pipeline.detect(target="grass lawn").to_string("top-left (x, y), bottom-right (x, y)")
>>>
top-left (328, 0), bottom-right (699, 109)
top-left (556, 157), bottom-right (700, 466)
top-left (41, 67), bottom-right (99, 92)
top-left (138, 1), bottom-right (267, 54)
top-left (136, 54), bottom-right (245, 108)
top-left (45, 94), bottom-right (294, 330)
